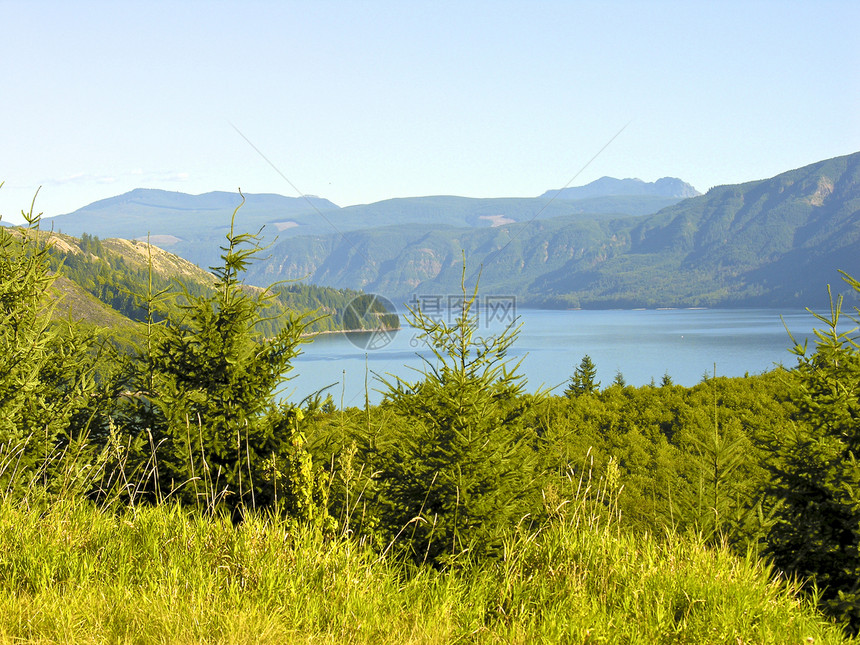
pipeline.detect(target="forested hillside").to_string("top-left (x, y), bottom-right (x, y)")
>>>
top-left (247, 152), bottom-right (860, 308)
top-left (24, 228), bottom-right (398, 344)
top-left (536, 151), bottom-right (860, 307)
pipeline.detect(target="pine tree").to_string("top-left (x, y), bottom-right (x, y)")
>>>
top-left (765, 278), bottom-right (860, 632)
top-left (124, 193), bottom-right (328, 522)
top-left (565, 354), bottom-right (600, 397)
top-left (375, 267), bottom-right (540, 565)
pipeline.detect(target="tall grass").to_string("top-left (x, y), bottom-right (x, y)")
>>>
top-left (0, 462), bottom-right (852, 644)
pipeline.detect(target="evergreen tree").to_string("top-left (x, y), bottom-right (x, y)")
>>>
top-left (679, 376), bottom-right (755, 543)
top-left (374, 267), bottom-right (540, 565)
top-left (0, 191), bottom-right (103, 490)
top-left (565, 354), bottom-right (600, 397)
top-left (765, 278), bottom-right (860, 631)
top-left (122, 193), bottom-right (328, 522)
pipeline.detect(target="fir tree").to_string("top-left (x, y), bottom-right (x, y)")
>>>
top-left (375, 267), bottom-right (540, 565)
top-left (565, 354), bottom-right (600, 397)
top-left (765, 278), bottom-right (860, 632)
top-left (123, 192), bottom-right (329, 523)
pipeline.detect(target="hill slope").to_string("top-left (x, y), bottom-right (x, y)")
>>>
top-left (536, 152), bottom-right (860, 307)
top-left (27, 230), bottom-right (396, 339)
top-left (45, 179), bottom-right (694, 269)
top-left (247, 152), bottom-right (860, 308)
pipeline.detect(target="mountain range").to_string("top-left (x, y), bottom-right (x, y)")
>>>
top-left (243, 153), bottom-right (860, 308)
top-left (47, 177), bottom-right (698, 270)
top-left (41, 156), bottom-right (860, 309)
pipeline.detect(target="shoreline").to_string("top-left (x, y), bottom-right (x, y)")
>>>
top-left (300, 326), bottom-right (400, 338)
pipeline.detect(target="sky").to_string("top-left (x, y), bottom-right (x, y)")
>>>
top-left (1, 0), bottom-right (858, 224)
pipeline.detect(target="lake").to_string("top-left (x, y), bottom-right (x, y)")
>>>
top-left (281, 307), bottom-right (825, 408)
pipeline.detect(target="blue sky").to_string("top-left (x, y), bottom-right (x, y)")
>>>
top-left (1, 0), bottom-right (857, 224)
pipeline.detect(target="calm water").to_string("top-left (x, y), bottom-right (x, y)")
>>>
top-left (281, 308), bottom-right (820, 408)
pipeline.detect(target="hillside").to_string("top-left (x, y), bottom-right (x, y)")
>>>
top-left (247, 152), bottom-right (860, 308)
top-left (49, 273), bottom-right (140, 331)
top-left (45, 178), bottom-right (694, 270)
top-left (245, 215), bottom-right (629, 303)
top-left (22, 229), bottom-right (396, 340)
top-left (535, 152), bottom-right (860, 307)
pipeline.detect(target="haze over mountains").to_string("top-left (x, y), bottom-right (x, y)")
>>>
top-left (246, 154), bottom-right (860, 308)
top-left (44, 155), bottom-right (860, 309)
top-left (47, 177), bottom-right (697, 270)
top-left (539, 176), bottom-right (701, 200)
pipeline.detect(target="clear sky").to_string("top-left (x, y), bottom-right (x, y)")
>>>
top-left (1, 0), bottom-right (857, 224)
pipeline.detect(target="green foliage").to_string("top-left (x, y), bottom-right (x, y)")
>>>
top-left (526, 368), bottom-right (788, 539)
top-left (565, 354), bottom-right (600, 397)
top-left (676, 374), bottom-right (765, 544)
top-left (0, 194), bottom-right (105, 490)
top-left (9, 185), bottom-right (860, 639)
top-left (765, 277), bottom-right (860, 631)
top-left (47, 234), bottom-right (185, 325)
top-left (340, 292), bottom-right (400, 331)
top-left (373, 270), bottom-right (541, 564)
top-left (118, 195), bottom-right (329, 524)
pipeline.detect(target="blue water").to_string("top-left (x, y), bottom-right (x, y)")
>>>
top-left (280, 308), bottom-right (824, 408)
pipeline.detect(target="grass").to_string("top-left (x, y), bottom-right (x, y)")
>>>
top-left (0, 492), bottom-right (852, 644)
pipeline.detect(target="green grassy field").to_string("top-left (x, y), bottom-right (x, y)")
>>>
top-left (0, 491), bottom-right (851, 645)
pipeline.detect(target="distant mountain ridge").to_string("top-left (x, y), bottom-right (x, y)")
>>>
top-left (41, 157), bottom-right (860, 310)
top-left (76, 187), bottom-right (339, 213)
top-left (246, 152), bottom-right (860, 309)
top-left (46, 178), bottom-right (696, 269)
top-left (55, 189), bottom-right (339, 239)
top-left (541, 176), bottom-right (700, 200)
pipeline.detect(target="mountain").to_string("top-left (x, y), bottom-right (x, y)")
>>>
top-left (46, 159), bottom-right (857, 310)
top-left (46, 181), bottom-right (693, 270)
top-left (47, 189), bottom-right (340, 269)
top-left (247, 152), bottom-right (860, 309)
top-left (50, 189), bottom-right (339, 239)
top-left (555, 153), bottom-right (860, 307)
top-left (18, 229), bottom-right (397, 344)
top-left (540, 176), bottom-right (700, 201)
